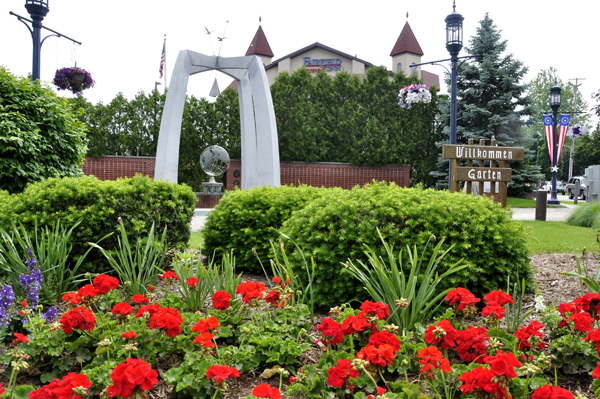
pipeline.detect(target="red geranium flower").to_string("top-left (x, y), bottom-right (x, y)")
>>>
top-left (193, 331), bottom-right (215, 347)
top-left (459, 366), bottom-right (508, 399)
top-left (514, 321), bottom-right (546, 351)
top-left (122, 331), bottom-right (137, 339)
top-left (456, 326), bottom-right (489, 363)
top-left (192, 316), bottom-right (221, 334)
top-left (212, 290), bottom-right (231, 311)
top-left (574, 293), bottom-right (600, 319)
top-left (484, 350), bottom-right (522, 379)
top-left (369, 331), bottom-right (400, 353)
top-left (60, 306), bottom-right (96, 334)
top-left (327, 359), bottom-right (359, 388)
top-left (316, 318), bottom-right (344, 345)
top-left (272, 276), bottom-right (282, 284)
top-left (29, 372), bottom-right (92, 399)
top-left (531, 384), bottom-right (574, 399)
top-left (593, 362), bottom-right (600, 380)
top-left (186, 277), bottom-right (199, 288)
top-left (206, 364), bottom-right (240, 383)
top-left (131, 294), bottom-right (150, 304)
top-left (21, 301), bottom-right (28, 307)
top-left (149, 307), bottom-right (183, 337)
top-left (356, 344), bottom-right (396, 367)
top-left (93, 274), bottom-right (119, 294)
top-left (13, 332), bottom-right (29, 343)
top-left (62, 292), bottom-right (82, 305)
top-left (417, 346), bottom-right (451, 379)
top-left (584, 328), bottom-right (600, 355)
top-left (252, 384), bottom-right (282, 399)
top-left (160, 271), bottom-right (179, 281)
top-left (568, 312), bottom-right (594, 332)
top-left (107, 358), bottom-right (158, 398)
top-left (482, 304), bottom-right (507, 320)
top-left (236, 281), bottom-right (266, 305)
top-left (425, 319), bottom-right (458, 349)
top-left (136, 303), bottom-right (162, 319)
top-left (265, 290), bottom-right (282, 307)
top-left (341, 313), bottom-right (372, 335)
top-left (445, 287), bottom-right (481, 315)
top-left (111, 302), bottom-right (133, 317)
top-left (78, 284), bottom-right (100, 299)
top-left (360, 300), bottom-right (390, 320)
top-left (0, 383), bottom-right (4, 397)
top-left (484, 289), bottom-right (514, 307)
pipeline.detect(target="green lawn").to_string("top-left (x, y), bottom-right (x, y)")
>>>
top-left (518, 220), bottom-right (598, 254)
top-left (507, 197), bottom-right (575, 208)
top-left (188, 231), bottom-right (204, 251)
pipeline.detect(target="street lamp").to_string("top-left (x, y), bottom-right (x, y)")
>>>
top-left (548, 82), bottom-right (561, 205)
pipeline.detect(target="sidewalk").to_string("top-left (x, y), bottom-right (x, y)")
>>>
top-left (510, 203), bottom-right (577, 222)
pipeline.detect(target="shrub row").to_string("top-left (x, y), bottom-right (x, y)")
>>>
top-left (0, 175), bottom-right (196, 273)
top-left (281, 182), bottom-right (532, 310)
top-left (203, 185), bottom-right (330, 272)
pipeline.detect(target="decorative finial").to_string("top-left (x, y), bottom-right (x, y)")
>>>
top-left (453, 0), bottom-right (456, 11)
top-left (259, 16), bottom-right (261, 23)
top-left (406, 12), bottom-right (409, 19)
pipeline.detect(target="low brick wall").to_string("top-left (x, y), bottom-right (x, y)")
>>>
top-left (225, 160), bottom-right (410, 191)
top-left (81, 156), bottom-right (155, 180)
top-left (195, 194), bottom-right (222, 208)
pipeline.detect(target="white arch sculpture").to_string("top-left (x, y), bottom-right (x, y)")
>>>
top-left (154, 51), bottom-right (280, 190)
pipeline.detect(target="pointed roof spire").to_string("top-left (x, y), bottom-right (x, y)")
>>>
top-left (390, 21), bottom-right (424, 56)
top-left (245, 25), bottom-right (274, 57)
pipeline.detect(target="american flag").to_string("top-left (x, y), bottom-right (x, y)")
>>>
top-left (556, 114), bottom-right (571, 163)
top-left (543, 114), bottom-right (554, 165)
top-left (159, 39), bottom-right (166, 79)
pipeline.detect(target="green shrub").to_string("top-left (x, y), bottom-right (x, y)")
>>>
top-left (203, 185), bottom-right (331, 272)
top-left (0, 174), bottom-right (196, 273)
top-left (0, 67), bottom-right (87, 193)
top-left (281, 182), bottom-right (533, 311)
top-left (566, 202), bottom-right (600, 231)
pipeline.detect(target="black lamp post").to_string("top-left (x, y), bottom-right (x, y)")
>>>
top-left (10, 0), bottom-right (81, 81)
top-left (548, 82), bottom-right (562, 205)
top-left (445, 2), bottom-right (463, 148)
top-left (24, 0), bottom-right (49, 81)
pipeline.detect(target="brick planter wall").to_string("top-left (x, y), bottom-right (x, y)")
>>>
top-left (225, 160), bottom-right (410, 191)
top-left (195, 194), bottom-right (222, 208)
top-left (81, 156), bottom-right (155, 180)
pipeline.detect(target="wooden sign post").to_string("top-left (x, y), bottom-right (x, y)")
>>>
top-left (442, 139), bottom-right (524, 208)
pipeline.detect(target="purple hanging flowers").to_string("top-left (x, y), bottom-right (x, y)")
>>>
top-left (52, 66), bottom-right (95, 95)
top-left (398, 84), bottom-right (432, 109)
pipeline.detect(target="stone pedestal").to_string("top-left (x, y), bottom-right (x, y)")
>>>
top-left (202, 182), bottom-right (223, 194)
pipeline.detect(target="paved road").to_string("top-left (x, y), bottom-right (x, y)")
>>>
top-left (191, 198), bottom-right (578, 231)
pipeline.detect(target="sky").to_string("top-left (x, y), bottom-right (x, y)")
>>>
top-left (1, 0), bottom-right (598, 124)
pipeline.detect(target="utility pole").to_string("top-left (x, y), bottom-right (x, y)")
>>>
top-left (568, 77), bottom-right (585, 180)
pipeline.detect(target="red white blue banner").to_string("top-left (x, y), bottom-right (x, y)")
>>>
top-left (556, 114), bottom-right (571, 163)
top-left (543, 114), bottom-right (554, 165)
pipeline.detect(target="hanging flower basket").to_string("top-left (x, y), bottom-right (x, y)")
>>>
top-left (398, 84), bottom-right (431, 109)
top-left (567, 124), bottom-right (590, 138)
top-left (52, 66), bottom-right (95, 95)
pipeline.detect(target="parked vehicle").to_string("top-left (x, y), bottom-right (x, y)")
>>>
top-left (542, 181), bottom-right (566, 194)
top-left (566, 176), bottom-right (587, 200)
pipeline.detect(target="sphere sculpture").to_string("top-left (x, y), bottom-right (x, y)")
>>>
top-left (200, 145), bottom-right (229, 193)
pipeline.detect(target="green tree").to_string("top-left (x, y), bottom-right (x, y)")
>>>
top-left (526, 68), bottom-right (590, 180)
top-left (572, 123), bottom-right (600, 171)
top-left (434, 13), bottom-right (540, 195)
top-left (0, 67), bottom-right (87, 193)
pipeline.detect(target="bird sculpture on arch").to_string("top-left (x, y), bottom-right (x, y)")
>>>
top-left (154, 50), bottom-right (280, 190)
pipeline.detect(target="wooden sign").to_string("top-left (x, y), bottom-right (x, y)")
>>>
top-left (455, 167), bottom-right (513, 182)
top-left (442, 145), bottom-right (524, 161)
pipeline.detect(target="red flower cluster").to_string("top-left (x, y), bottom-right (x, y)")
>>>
top-left (236, 281), bottom-right (266, 304)
top-left (584, 328), bottom-right (600, 355)
top-left (13, 332), bottom-right (29, 343)
top-left (193, 332), bottom-right (215, 348)
top-left (417, 346), bottom-right (451, 379)
top-left (107, 358), bottom-right (158, 398)
top-left (557, 303), bottom-right (579, 328)
top-left (186, 277), bottom-right (199, 288)
top-left (531, 384), bottom-right (574, 399)
top-left (111, 302), bottom-right (133, 317)
top-left (265, 290), bottom-right (284, 307)
top-left (206, 364), bottom-right (240, 383)
top-left (252, 384), bottom-right (282, 399)
top-left (136, 303), bottom-right (161, 319)
top-left (593, 362), bottom-right (600, 380)
top-left (212, 291), bottom-right (231, 310)
top-left (63, 292), bottom-right (82, 305)
top-left (78, 284), bottom-right (100, 299)
top-left (60, 306), bottom-right (96, 334)
top-left (316, 318), bottom-right (344, 345)
top-left (149, 307), bottom-right (183, 337)
top-left (484, 350), bottom-right (522, 380)
top-left (342, 313), bottom-right (372, 335)
top-left (327, 359), bottom-right (359, 388)
top-left (514, 321), bottom-right (546, 351)
top-left (131, 294), bottom-right (149, 304)
top-left (456, 326), bottom-right (489, 363)
top-left (484, 289), bottom-right (514, 307)
top-left (121, 331), bottom-right (137, 339)
top-left (574, 293), bottom-right (600, 319)
top-left (93, 274), bottom-right (119, 294)
top-left (356, 331), bottom-right (400, 368)
top-left (445, 287), bottom-right (480, 315)
top-left (459, 366), bottom-right (508, 399)
top-left (567, 312), bottom-right (594, 332)
top-left (192, 316), bottom-right (221, 334)
top-left (160, 271), bottom-right (179, 281)
top-left (360, 300), bottom-right (390, 320)
top-left (29, 372), bottom-right (92, 399)
top-left (425, 319), bottom-right (458, 349)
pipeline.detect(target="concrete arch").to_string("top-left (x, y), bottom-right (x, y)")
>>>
top-left (154, 50), bottom-right (280, 190)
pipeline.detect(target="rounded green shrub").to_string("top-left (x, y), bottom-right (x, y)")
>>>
top-left (281, 182), bottom-right (532, 311)
top-left (0, 174), bottom-right (196, 273)
top-left (203, 185), bottom-right (333, 272)
top-left (566, 202), bottom-right (600, 231)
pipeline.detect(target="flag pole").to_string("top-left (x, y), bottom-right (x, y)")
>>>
top-left (163, 34), bottom-right (167, 92)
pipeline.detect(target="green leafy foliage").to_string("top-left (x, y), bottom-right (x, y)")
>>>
top-left (281, 182), bottom-right (532, 311)
top-left (566, 201), bottom-right (600, 230)
top-left (202, 185), bottom-right (327, 272)
top-left (0, 175), bottom-right (196, 274)
top-left (0, 67), bottom-right (87, 193)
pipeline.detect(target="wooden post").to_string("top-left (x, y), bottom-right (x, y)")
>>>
top-left (466, 138), bottom-right (473, 194)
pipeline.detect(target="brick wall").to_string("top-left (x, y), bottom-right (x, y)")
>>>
top-left (81, 156), bottom-right (155, 180)
top-left (195, 194), bottom-right (222, 208)
top-left (225, 160), bottom-right (410, 191)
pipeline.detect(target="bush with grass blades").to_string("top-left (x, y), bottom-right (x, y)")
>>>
top-left (203, 185), bottom-right (329, 273)
top-left (0, 174), bottom-right (196, 274)
top-left (281, 182), bottom-right (533, 311)
top-left (566, 202), bottom-right (600, 231)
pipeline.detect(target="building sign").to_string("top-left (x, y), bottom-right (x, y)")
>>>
top-left (455, 167), bottom-right (513, 182)
top-left (303, 57), bottom-right (342, 73)
top-left (442, 145), bottom-right (524, 161)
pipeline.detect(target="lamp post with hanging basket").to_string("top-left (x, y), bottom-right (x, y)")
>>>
top-left (10, 0), bottom-right (82, 81)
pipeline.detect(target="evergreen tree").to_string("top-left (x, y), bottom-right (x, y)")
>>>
top-left (433, 13), bottom-right (540, 195)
